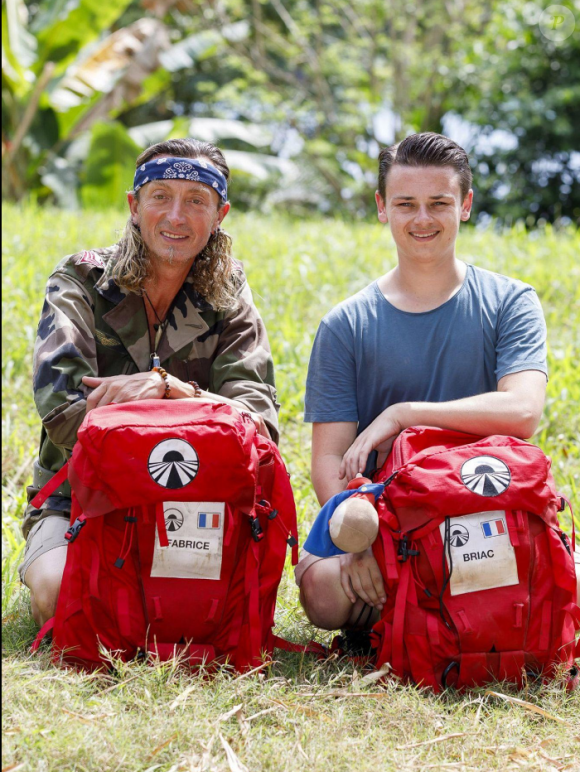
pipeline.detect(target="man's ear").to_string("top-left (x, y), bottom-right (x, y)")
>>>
top-left (460, 189), bottom-right (473, 221)
top-left (216, 201), bottom-right (231, 228)
top-left (375, 191), bottom-right (388, 223)
top-left (127, 192), bottom-right (139, 225)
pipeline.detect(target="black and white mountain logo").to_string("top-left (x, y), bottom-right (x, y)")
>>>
top-left (164, 507), bottom-right (184, 531)
top-left (148, 439), bottom-right (199, 489)
top-left (460, 455), bottom-right (511, 497)
top-left (449, 524), bottom-right (470, 548)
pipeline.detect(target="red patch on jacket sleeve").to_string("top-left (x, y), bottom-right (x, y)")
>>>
top-left (77, 251), bottom-right (105, 269)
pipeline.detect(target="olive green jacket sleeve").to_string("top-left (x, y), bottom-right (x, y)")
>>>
top-left (33, 271), bottom-right (96, 453)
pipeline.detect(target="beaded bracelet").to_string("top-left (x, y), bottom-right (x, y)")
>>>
top-left (188, 380), bottom-right (202, 398)
top-left (152, 366), bottom-right (171, 399)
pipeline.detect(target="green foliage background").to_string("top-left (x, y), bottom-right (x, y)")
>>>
top-left (3, 0), bottom-right (580, 223)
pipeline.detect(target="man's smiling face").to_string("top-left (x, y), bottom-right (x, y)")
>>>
top-left (376, 165), bottom-right (472, 263)
top-left (128, 166), bottom-right (229, 267)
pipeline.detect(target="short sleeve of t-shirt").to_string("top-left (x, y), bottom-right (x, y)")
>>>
top-left (304, 320), bottom-right (359, 422)
top-left (495, 286), bottom-right (547, 382)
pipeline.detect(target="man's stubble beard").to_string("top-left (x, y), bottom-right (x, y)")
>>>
top-left (146, 244), bottom-right (190, 268)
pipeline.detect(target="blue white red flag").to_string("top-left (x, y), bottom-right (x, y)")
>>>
top-left (198, 512), bottom-right (220, 529)
top-left (481, 518), bottom-right (506, 538)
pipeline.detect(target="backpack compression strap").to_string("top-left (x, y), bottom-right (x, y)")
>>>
top-left (30, 617), bottom-right (55, 653)
top-left (271, 634), bottom-right (328, 657)
top-left (30, 463), bottom-right (69, 509)
top-left (559, 494), bottom-right (576, 551)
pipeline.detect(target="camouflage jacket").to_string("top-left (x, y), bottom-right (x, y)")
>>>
top-left (25, 245), bottom-right (279, 537)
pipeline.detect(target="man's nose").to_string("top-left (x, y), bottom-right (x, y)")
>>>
top-left (413, 205), bottom-right (434, 225)
top-left (166, 199), bottom-right (188, 226)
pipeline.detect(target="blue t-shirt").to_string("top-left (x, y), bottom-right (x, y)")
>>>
top-left (304, 264), bottom-right (547, 432)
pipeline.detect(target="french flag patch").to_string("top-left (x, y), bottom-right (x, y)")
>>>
top-left (198, 512), bottom-right (220, 529)
top-left (481, 518), bottom-right (506, 538)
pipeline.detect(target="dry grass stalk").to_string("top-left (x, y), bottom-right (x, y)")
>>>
top-left (484, 690), bottom-right (572, 726)
top-left (146, 732), bottom-right (178, 760)
top-left (219, 733), bottom-right (248, 772)
top-left (232, 660), bottom-right (276, 681)
top-left (400, 732), bottom-right (478, 750)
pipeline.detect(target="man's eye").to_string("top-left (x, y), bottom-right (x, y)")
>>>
top-left (434, 201), bottom-right (447, 206)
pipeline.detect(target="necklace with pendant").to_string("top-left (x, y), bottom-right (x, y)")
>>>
top-left (143, 289), bottom-right (168, 369)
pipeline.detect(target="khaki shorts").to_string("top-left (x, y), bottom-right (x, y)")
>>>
top-left (294, 548), bottom-right (340, 588)
top-left (18, 515), bottom-right (70, 586)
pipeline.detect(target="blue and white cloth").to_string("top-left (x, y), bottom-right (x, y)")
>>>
top-left (133, 156), bottom-right (228, 202)
top-left (303, 483), bottom-right (385, 558)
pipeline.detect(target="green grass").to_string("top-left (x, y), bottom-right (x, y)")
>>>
top-left (2, 203), bottom-right (579, 771)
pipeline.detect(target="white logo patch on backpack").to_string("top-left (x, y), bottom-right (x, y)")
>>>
top-left (460, 455), bottom-right (511, 497)
top-left (439, 511), bottom-right (518, 596)
top-left (151, 502), bottom-right (225, 579)
top-left (148, 439), bottom-right (199, 489)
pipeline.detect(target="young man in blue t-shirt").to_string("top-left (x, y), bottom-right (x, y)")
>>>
top-left (297, 132), bottom-right (549, 634)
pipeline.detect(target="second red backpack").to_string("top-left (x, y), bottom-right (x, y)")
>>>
top-left (32, 400), bottom-right (299, 671)
top-left (370, 426), bottom-right (579, 691)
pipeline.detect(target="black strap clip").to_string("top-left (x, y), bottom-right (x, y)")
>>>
top-left (559, 530), bottom-right (572, 556)
top-left (397, 534), bottom-right (419, 562)
top-left (65, 515), bottom-right (87, 544)
top-left (249, 514), bottom-right (265, 542)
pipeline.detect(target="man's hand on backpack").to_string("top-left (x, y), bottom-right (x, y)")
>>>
top-left (339, 405), bottom-right (404, 481)
top-left (83, 372), bottom-right (166, 410)
top-left (339, 548), bottom-right (386, 611)
top-left (83, 374), bottom-right (272, 440)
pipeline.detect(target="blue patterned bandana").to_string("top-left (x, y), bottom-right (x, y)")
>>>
top-left (133, 156), bottom-right (228, 203)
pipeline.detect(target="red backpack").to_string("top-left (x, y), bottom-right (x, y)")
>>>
top-left (370, 426), bottom-right (579, 691)
top-left (31, 400), bottom-right (299, 671)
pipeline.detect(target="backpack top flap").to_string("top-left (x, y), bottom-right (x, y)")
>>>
top-left (385, 427), bottom-right (559, 527)
top-left (70, 400), bottom-right (258, 517)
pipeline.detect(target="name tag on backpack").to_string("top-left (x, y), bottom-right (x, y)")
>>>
top-left (439, 511), bottom-right (519, 596)
top-left (151, 502), bottom-right (225, 580)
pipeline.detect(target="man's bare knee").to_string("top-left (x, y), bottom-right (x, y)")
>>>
top-left (25, 547), bottom-right (67, 627)
top-left (299, 558), bottom-right (352, 630)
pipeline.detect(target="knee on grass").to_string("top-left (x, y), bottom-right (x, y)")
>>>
top-left (29, 579), bottom-right (61, 627)
top-left (25, 548), bottom-right (67, 627)
top-left (299, 561), bottom-right (352, 630)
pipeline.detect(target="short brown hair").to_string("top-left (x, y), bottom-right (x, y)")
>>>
top-left (378, 132), bottom-right (472, 200)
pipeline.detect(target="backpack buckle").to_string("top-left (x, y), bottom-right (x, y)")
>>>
top-left (249, 514), bottom-right (265, 542)
top-left (397, 534), bottom-right (419, 562)
top-left (65, 515), bottom-right (87, 543)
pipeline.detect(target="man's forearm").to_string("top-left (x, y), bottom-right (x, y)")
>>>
top-left (396, 391), bottom-right (540, 440)
top-left (312, 454), bottom-right (348, 505)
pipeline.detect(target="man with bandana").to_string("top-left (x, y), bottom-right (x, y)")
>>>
top-left (21, 139), bottom-right (279, 627)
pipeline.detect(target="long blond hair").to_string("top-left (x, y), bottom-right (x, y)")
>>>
top-left (112, 139), bottom-right (237, 311)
